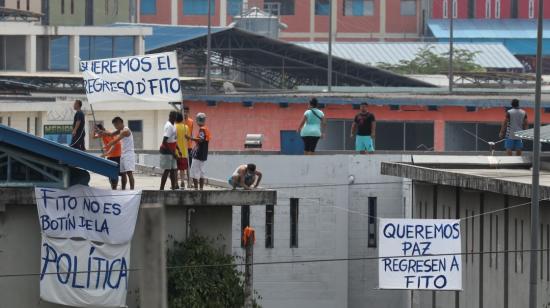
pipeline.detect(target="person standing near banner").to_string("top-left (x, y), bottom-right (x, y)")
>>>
top-left (71, 100), bottom-right (86, 151)
top-left (184, 105), bottom-right (194, 188)
top-left (100, 117), bottom-right (136, 190)
top-left (160, 111), bottom-right (182, 190)
top-left (190, 113), bottom-right (210, 191)
top-left (175, 112), bottom-right (190, 189)
top-left (93, 124), bottom-right (122, 190)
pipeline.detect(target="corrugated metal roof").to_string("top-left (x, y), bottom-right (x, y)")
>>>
top-left (295, 42), bottom-right (522, 69)
top-left (515, 125), bottom-right (550, 143)
top-left (428, 19), bottom-right (550, 39)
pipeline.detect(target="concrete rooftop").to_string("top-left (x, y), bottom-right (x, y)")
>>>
top-left (381, 155), bottom-right (550, 199)
top-left (0, 172), bottom-right (277, 208)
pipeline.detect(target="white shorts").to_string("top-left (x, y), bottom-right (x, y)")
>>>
top-left (120, 153), bottom-right (135, 173)
top-left (190, 159), bottom-right (206, 179)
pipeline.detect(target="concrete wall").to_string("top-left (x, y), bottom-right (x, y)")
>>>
top-left (0, 203), bottom-right (232, 308)
top-left (200, 154), bottom-right (412, 308)
top-left (411, 183), bottom-right (550, 308)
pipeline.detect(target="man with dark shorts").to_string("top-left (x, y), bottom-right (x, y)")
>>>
top-left (71, 100), bottom-right (86, 150)
top-left (351, 102), bottom-right (376, 154)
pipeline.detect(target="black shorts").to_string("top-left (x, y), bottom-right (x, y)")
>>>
top-left (70, 137), bottom-right (86, 151)
top-left (302, 136), bottom-right (320, 152)
top-left (107, 156), bottom-right (122, 175)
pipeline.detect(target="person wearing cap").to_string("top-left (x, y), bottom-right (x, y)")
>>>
top-left (351, 102), bottom-right (376, 154)
top-left (190, 112), bottom-right (210, 190)
top-left (499, 99), bottom-right (528, 156)
top-left (229, 164), bottom-right (262, 190)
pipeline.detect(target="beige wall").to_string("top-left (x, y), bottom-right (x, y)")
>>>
top-left (3, 0), bottom-right (41, 13)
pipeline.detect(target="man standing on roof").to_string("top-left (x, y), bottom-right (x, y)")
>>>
top-left (175, 112), bottom-right (190, 189)
top-left (499, 99), bottom-right (528, 156)
top-left (160, 111), bottom-right (182, 190)
top-left (351, 102), bottom-right (376, 154)
top-left (93, 124), bottom-right (122, 190)
top-left (190, 113), bottom-right (210, 191)
top-left (71, 100), bottom-right (86, 151)
top-left (98, 117), bottom-right (136, 190)
top-left (184, 105), bottom-right (194, 187)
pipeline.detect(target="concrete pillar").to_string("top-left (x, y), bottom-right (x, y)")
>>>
top-left (139, 203), bottom-right (168, 308)
top-left (69, 35), bottom-right (80, 74)
top-left (135, 36), bottom-right (145, 55)
top-left (26, 35), bottom-right (36, 73)
top-left (379, 0), bottom-right (386, 41)
top-left (171, 0), bottom-right (178, 24)
top-left (434, 120), bottom-right (445, 152)
top-left (309, 0), bottom-right (315, 41)
top-left (220, 0), bottom-right (227, 26)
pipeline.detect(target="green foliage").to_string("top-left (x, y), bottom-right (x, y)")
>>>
top-left (377, 46), bottom-right (486, 74)
top-left (167, 235), bottom-right (261, 308)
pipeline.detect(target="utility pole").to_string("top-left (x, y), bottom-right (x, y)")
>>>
top-left (529, 0), bottom-right (544, 306)
top-left (206, 0), bottom-right (212, 95)
top-left (448, 0), bottom-right (454, 93)
top-left (327, 0), bottom-right (333, 92)
top-left (243, 226), bottom-right (255, 308)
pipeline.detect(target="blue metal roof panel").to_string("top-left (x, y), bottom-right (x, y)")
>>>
top-left (295, 42), bottom-right (522, 69)
top-left (0, 124), bottom-right (118, 179)
top-left (110, 23), bottom-right (229, 52)
top-left (428, 19), bottom-right (550, 39)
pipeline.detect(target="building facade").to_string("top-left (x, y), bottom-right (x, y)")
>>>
top-left (431, 0), bottom-right (550, 19)
top-left (138, 0), bottom-right (423, 41)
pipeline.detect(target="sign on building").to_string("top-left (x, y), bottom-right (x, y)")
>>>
top-left (378, 219), bottom-right (462, 290)
top-left (80, 52), bottom-right (181, 104)
top-left (43, 125), bottom-right (73, 145)
top-left (35, 185), bottom-right (141, 307)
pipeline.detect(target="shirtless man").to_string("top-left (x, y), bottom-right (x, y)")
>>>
top-left (228, 164), bottom-right (262, 190)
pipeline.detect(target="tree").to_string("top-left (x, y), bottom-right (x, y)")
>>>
top-left (377, 46), bottom-right (486, 75)
top-left (167, 235), bottom-right (261, 308)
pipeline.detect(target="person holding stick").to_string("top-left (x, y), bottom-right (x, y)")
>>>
top-left (93, 124), bottom-right (122, 189)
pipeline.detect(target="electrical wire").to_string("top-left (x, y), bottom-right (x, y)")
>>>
top-left (1, 248), bottom-right (549, 279)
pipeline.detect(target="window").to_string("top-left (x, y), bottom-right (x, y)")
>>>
top-left (0, 117), bottom-right (3, 124)
top-left (442, 0), bottom-right (448, 18)
top-left (290, 198), bottom-right (299, 248)
top-left (344, 0), bottom-right (373, 16)
top-left (61, 0), bottom-right (64, 14)
top-left (183, 0), bottom-right (215, 15)
top-left (264, 0), bottom-right (295, 15)
top-left (227, 0), bottom-right (242, 15)
top-left (34, 117), bottom-right (39, 136)
top-left (241, 205), bottom-right (250, 247)
top-left (511, 0), bottom-right (518, 18)
top-left (26, 0), bottom-right (29, 10)
top-left (26, 117), bottom-right (30, 133)
top-left (367, 197), bottom-right (377, 247)
top-left (485, 0), bottom-right (491, 18)
top-left (265, 204), bottom-right (274, 248)
top-left (315, 0), bottom-right (329, 15)
top-left (495, 0), bottom-right (501, 18)
top-left (515, 218), bottom-right (518, 272)
top-left (128, 120), bottom-right (143, 149)
top-left (0, 36), bottom-right (26, 71)
top-left (400, 0), bottom-right (416, 16)
top-left (468, 0), bottom-right (474, 17)
top-left (37, 36), bottom-right (70, 71)
top-left (105, 0), bottom-right (108, 15)
top-left (452, 0), bottom-right (457, 18)
top-left (0, 0), bottom-right (5, 7)
top-left (16, 0), bottom-right (20, 9)
top-left (140, 0), bottom-right (156, 14)
top-left (70, 0), bottom-right (74, 14)
top-left (7, 116), bottom-right (11, 127)
top-left (80, 36), bottom-right (135, 61)
top-left (529, 0), bottom-right (535, 18)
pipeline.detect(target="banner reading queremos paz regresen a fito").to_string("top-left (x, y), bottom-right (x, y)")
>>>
top-left (80, 52), bottom-right (181, 104)
top-left (35, 185), bottom-right (141, 307)
top-left (378, 219), bottom-right (462, 290)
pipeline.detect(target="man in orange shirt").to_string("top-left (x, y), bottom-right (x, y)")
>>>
top-left (183, 106), bottom-right (194, 188)
top-left (94, 124), bottom-right (122, 190)
top-left (189, 113), bottom-right (210, 191)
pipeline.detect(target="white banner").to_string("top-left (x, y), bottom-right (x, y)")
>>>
top-left (40, 236), bottom-right (130, 308)
top-left (378, 219), bottom-right (462, 290)
top-left (35, 185), bottom-right (141, 244)
top-left (80, 52), bottom-right (181, 104)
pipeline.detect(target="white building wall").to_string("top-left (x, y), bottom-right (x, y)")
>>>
top-left (204, 154), bottom-right (412, 308)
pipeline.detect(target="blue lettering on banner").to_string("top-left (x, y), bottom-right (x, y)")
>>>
top-left (40, 243), bottom-right (128, 290)
top-left (380, 220), bottom-right (461, 290)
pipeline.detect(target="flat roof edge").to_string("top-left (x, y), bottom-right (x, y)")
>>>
top-left (381, 162), bottom-right (549, 199)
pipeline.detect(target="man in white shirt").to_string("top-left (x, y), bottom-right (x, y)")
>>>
top-left (160, 111), bottom-right (182, 190)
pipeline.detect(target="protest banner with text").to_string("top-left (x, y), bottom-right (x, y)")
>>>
top-left (378, 219), bottom-right (462, 290)
top-left (80, 52), bottom-right (181, 104)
